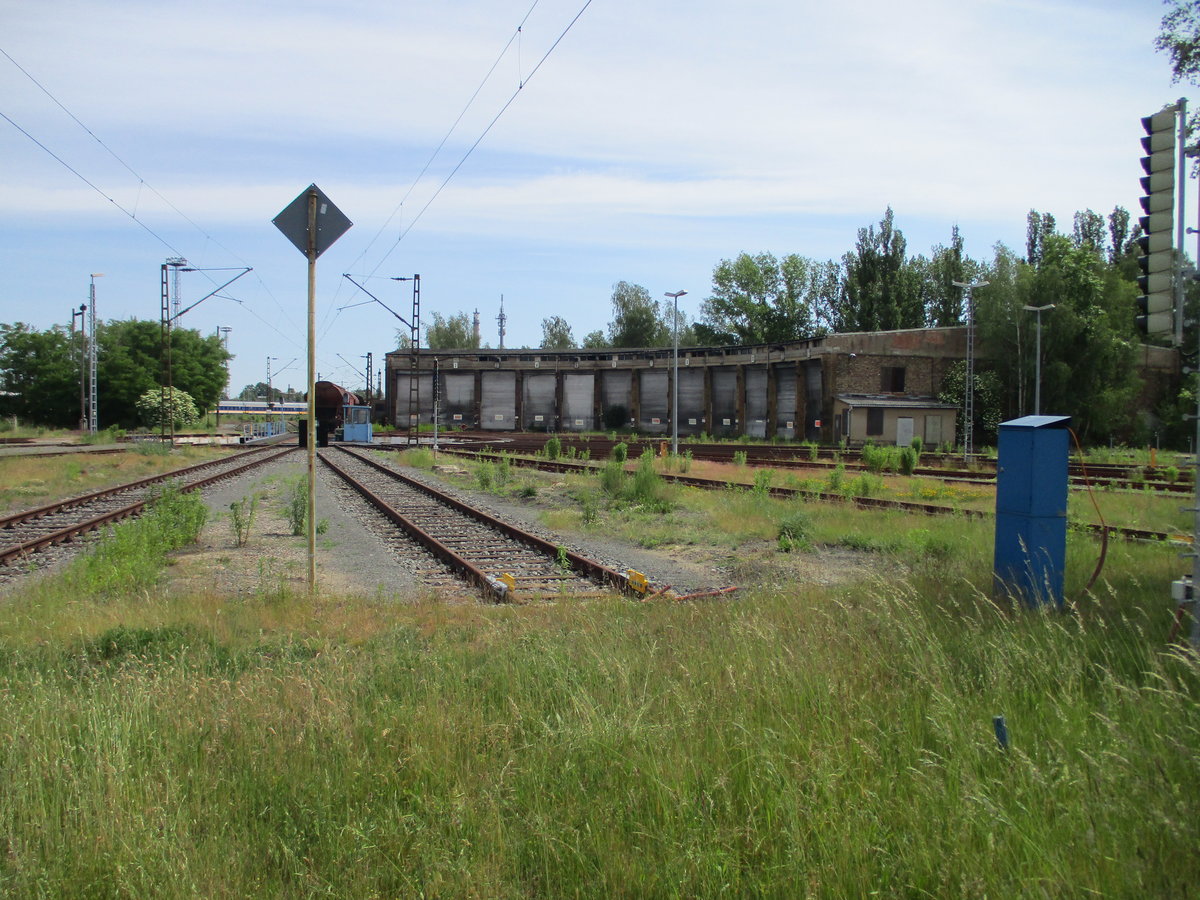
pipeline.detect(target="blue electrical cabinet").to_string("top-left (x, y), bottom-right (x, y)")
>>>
top-left (993, 415), bottom-right (1071, 606)
top-left (341, 404), bottom-right (373, 443)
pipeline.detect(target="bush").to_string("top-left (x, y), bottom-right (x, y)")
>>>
top-left (898, 446), bottom-right (918, 477)
top-left (777, 509), bottom-right (813, 552)
top-left (544, 436), bottom-right (562, 460)
top-left (601, 459), bottom-right (627, 497)
top-left (612, 442), bottom-right (628, 464)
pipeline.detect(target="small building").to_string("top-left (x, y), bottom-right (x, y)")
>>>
top-left (832, 393), bottom-right (958, 448)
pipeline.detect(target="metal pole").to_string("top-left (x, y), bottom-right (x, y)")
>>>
top-left (73, 304), bottom-right (86, 430)
top-left (1176, 97), bottom-right (1188, 348)
top-left (954, 280), bottom-right (988, 464)
top-left (306, 189), bottom-right (318, 594)
top-left (1034, 313), bottom-right (1041, 416)
top-left (88, 275), bottom-right (100, 434)
top-left (666, 290), bottom-right (687, 457)
top-left (1022, 304), bottom-right (1054, 416)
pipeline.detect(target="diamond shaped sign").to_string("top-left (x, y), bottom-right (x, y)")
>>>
top-left (273, 184), bottom-right (352, 259)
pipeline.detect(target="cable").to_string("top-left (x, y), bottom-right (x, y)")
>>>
top-left (0, 108), bottom-right (188, 257)
top-left (351, 0), bottom-right (542, 268)
top-left (367, 0), bottom-right (594, 276)
top-left (1, 45), bottom-right (262, 277)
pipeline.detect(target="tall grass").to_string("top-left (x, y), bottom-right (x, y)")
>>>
top-left (0, 577), bottom-right (1193, 896)
top-left (0, 462), bottom-right (1196, 895)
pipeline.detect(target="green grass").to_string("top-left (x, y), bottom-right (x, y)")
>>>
top-left (0, 460), bottom-right (1196, 896)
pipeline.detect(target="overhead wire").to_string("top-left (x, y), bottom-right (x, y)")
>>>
top-left (0, 46), bottom-right (305, 349)
top-left (349, 0), bottom-right (542, 269)
top-left (365, 0), bottom-right (594, 278)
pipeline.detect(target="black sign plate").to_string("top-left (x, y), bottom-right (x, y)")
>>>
top-left (273, 183), bottom-right (352, 259)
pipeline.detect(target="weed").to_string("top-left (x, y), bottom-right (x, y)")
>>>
top-left (601, 459), bottom-right (627, 497)
top-left (777, 508), bottom-right (813, 552)
top-left (285, 476), bottom-right (307, 536)
top-left (545, 436), bottom-right (562, 460)
top-left (751, 468), bottom-right (772, 497)
top-left (580, 491), bottom-right (600, 525)
top-left (611, 442), bottom-right (628, 464)
top-left (733, 450), bottom-right (748, 467)
top-left (230, 494), bottom-right (258, 547)
top-left (825, 463), bottom-right (845, 494)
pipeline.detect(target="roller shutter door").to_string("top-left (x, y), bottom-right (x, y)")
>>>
top-left (601, 371), bottom-right (632, 429)
top-left (774, 364), bottom-right (796, 439)
top-left (677, 367), bottom-right (705, 435)
top-left (562, 373), bottom-right (594, 431)
top-left (480, 371), bottom-right (516, 430)
top-left (639, 370), bottom-right (668, 433)
top-left (712, 368), bottom-right (738, 436)
top-left (522, 373), bottom-right (556, 429)
top-left (443, 373), bottom-right (475, 428)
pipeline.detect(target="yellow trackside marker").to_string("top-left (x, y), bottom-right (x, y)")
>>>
top-left (499, 573), bottom-right (516, 593)
top-left (626, 569), bottom-right (649, 595)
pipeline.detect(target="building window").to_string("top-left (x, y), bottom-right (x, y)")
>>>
top-left (881, 366), bottom-right (906, 393)
top-left (866, 408), bottom-right (884, 436)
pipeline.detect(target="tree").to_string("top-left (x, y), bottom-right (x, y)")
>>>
top-left (696, 252), bottom-right (828, 345)
top-left (0, 323), bottom-right (80, 427)
top-left (917, 225), bottom-right (984, 327)
top-left (1025, 210), bottom-right (1057, 266)
top-left (540, 316), bottom-right (575, 349)
top-left (974, 234), bottom-right (1142, 443)
top-left (837, 207), bottom-right (923, 332)
top-left (1155, 0), bottom-right (1200, 162)
top-left (135, 386), bottom-right (199, 429)
top-left (98, 320), bottom-right (229, 427)
top-left (1071, 209), bottom-right (1106, 258)
top-left (1106, 206), bottom-right (1131, 265)
top-left (606, 282), bottom-right (670, 348)
top-left (581, 330), bottom-right (608, 349)
top-left (423, 312), bottom-right (479, 350)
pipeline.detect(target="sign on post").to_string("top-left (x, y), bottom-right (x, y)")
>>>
top-left (273, 184), bottom-right (352, 594)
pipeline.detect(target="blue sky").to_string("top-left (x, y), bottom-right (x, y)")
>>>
top-left (0, 0), bottom-right (1187, 395)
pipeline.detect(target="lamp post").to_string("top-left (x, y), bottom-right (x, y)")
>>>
top-left (953, 279), bottom-right (988, 464)
top-left (72, 303), bottom-right (87, 430)
top-left (1022, 304), bottom-right (1054, 415)
top-left (665, 291), bottom-right (688, 456)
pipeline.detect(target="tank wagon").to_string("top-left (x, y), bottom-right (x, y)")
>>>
top-left (312, 381), bottom-right (367, 446)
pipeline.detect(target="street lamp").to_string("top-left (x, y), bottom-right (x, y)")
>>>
top-left (1022, 304), bottom-right (1054, 416)
top-left (665, 290), bottom-right (688, 456)
top-left (953, 279), bottom-right (988, 464)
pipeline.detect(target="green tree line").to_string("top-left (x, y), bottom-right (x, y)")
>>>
top-left (0, 319), bottom-right (230, 429)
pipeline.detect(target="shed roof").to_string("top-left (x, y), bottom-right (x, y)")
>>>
top-left (834, 393), bottom-right (958, 410)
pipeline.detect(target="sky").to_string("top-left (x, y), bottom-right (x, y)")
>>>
top-left (0, 0), bottom-right (1190, 397)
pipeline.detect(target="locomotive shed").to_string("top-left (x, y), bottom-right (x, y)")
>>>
top-left (386, 327), bottom-right (965, 448)
top-left (386, 326), bottom-right (1177, 448)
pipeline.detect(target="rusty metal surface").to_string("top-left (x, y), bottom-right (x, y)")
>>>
top-left (322, 446), bottom-right (640, 602)
top-left (0, 447), bottom-right (295, 571)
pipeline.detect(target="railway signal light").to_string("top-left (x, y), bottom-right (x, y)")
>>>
top-left (1137, 106), bottom-right (1178, 337)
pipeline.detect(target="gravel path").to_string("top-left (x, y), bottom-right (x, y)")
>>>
top-left (181, 450), bottom-right (729, 601)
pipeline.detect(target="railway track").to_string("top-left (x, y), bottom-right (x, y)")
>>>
top-left (320, 446), bottom-right (649, 602)
top-left (0, 446), bottom-right (295, 586)
top-left (425, 447), bottom-right (1190, 546)
top-left (437, 432), bottom-right (1193, 494)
